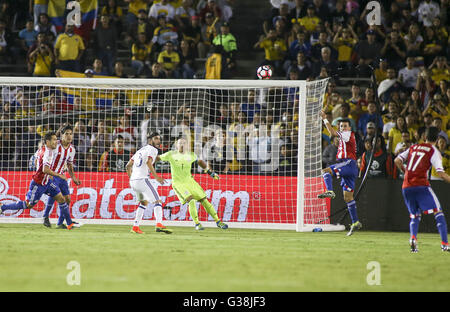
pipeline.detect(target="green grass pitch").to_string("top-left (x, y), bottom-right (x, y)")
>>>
top-left (1, 223), bottom-right (449, 292)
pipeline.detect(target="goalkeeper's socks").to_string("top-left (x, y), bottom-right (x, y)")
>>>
top-left (435, 212), bottom-right (448, 245)
top-left (322, 172), bottom-right (333, 191)
top-left (346, 200), bottom-right (359, 224)
top-left (409, 215), bottom-right (421, 240)
top-left (154, 203), bottom-right (163, 224)
top-left (2, 201), bottom-right (27, 211)
top-left (201, 199), bottom-right (220, 222)
top-left (43, 197), bottom-right (55, 218)
top-left (133, 204), bottom-right (146, 227)
top-left (188, 201), bottom-right (200, 224)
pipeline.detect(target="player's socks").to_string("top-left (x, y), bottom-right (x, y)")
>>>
top-left (154, 203), bottom-right (163, 225)
top-left (188, 201), bottom-right (200, 225)
top-left (43, 198), bottom-right (55, 218)
top-left (409, 215), bottom-right (421, 240)
top-left (133, 204), bottom-right (146, 227)
top-left (201, 199), bottom-right (220, 222)
top-left (322, 172), bottom-right (333, 191)
top-left (59, 202), bottom-right (73, 227)
top-left (346, 200), bottom-right (358, 224)
top-left (1, 201), bottom-right (27, 211)
top-left (435, 212), bottom-right (448, 245)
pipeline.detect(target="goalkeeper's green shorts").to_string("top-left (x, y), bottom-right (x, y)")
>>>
top-left (172, 178), bottom-right (206, 204)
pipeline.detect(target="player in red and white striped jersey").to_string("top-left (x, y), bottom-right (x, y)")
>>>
top-left (395, 127), bottom-right (450, 252)
top-left (0, 132), bottom-right (74, 230)
top-left (43, 124), bottom-right (82, 228)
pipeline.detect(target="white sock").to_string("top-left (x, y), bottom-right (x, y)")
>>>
top-left (154, 204), bottom-right (163, 224)
top-left (133, 205), bottom-right (146, 227)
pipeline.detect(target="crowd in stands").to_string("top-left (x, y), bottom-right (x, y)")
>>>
top-left (0, 0), bottom-right (448, 182)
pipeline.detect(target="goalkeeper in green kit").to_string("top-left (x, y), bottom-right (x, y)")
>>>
top-left (158, 137), bottom-right (228, 230)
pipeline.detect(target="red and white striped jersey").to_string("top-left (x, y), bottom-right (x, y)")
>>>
top-left (336, 130), bottom-right (357, 161)
top-left (397, 143), bottom-right (444, 189)
top-left (50, 141), bottom-right (76, 175)
top-left (32, 145), bottom-right (54, 185)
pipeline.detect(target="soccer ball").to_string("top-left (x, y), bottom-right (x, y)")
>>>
top-left (256, 65), bottom-right (273, 80)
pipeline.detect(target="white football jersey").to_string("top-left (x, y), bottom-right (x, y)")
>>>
top-left (130, 144), bottom-right (159, 180)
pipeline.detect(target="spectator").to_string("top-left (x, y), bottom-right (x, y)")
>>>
top-left (18, 20), bottom-right (38, 55)
top-left (90, 58), bottom-right (108, 76)
top-left (181, 15), bottom-right (203, 57)
top-left (28, 41), bottom-right (54, 77)
top-left (199, 0), bottom-right (222, 22)
top-left (422, 93), bottom-right (448, 127)
top-left (332, 103), bottom-right (357, 132)
top-left (149, 62), bottom-right (167, 78)
top-left (381, 30), bottom-right (407, 71)
top-left (394, 130), bottom-right (413, 156)
top-left (399, 56), bottom-right (421, 91)
top-left (429, 55), bottom-right (450, 84)
top-left (54, 24), bottom-right (85, 73)
top-left (90, 120), bottom-right (113, 157)
top-left (374, 58), bottom-right (389, 84)
top-left (30, 0), bottom-right (49, 28)
top-left (92, 14), bottom-right (117, 76)
top-left (140, 106), bottom-right (170, 147)
top-left (150, 14), bottom-right (179, 52)
top-left (431, 135), bottom-right (450, 179)
top-left (201, 12), bottom-right (220, 54)
top-left (253, 28), bottom-right (287, 76)
top-left (357, 102), bottom-right (383, 138)
top-left (101, 0), bottom-right (124, 34)
top-left (114, 61), bottom-right (128, 78)
top-left (382, 101), bottom-right (400, 140)
top-left (15, 124), bottom-right (40, 170)
top-left (131, 32), bottom-right (152, 77)
top-left (299, 4), bottom-right (321, 33)
top-left (322, 135), bottom-right (339, 168)
top-left (359, 135), bottom-right (394, 179)
top-left (332, 25), bottom-right (358, 72)
top-left (312, 46), bottom-right (339, 78)
top-left (157, 40), bottom-right (180, 78)
top-left (73, 120), bottom-right (90, 169)
top-left (422, 26), bottom-right (444, 65)
top-left (403, 23), bottom-right (424, 56)
top-left (240, 89), bottom-right (262, 123)
top-left (113, 114), bottom-right (139, 153)
top-left (432, 116), bottom-right (449, 143)
top-left (388, 115), bottom-right (409, 155)
top-left (124, 0), bottom-right (149, 26)
top-left (246, 112), bottom-right (270, 174)
top-left (175, 0), bottom-right (197, 31)
top-left (34, 13), bottom-right (56, 39)
top-left (0, 19), bottom-right (13, 64)
top-left (355, 29), bottom-right (382, 69)
top-left (98, 135), bottom-right (131, 172)
top-left (378, 67), bottom-right (405, 105)
top-left (0, 126), bottom-right (14, 169)
top-left (212, 22), bottom-right (237, 73)
top-left (418, 0), bottom-right (441, 27)
top-left (179, 39), bottom-right (196, 78)
top-left (126, 9), bottom-right (153, 48)
top-left (148, 0), bottom-right (176, 26)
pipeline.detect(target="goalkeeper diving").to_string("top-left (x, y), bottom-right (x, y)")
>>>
top-left (158, 137), bottom-right (228, 230)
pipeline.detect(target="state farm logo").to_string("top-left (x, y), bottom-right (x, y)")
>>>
top-left (0, 177), bottom-right (22, 217)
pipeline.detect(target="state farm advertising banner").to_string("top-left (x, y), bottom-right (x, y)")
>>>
top-left (0, 172), bottom-right (307, 223)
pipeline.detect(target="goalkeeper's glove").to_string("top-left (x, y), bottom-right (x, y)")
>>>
top-left (206, 169), bottom-right (219, 180)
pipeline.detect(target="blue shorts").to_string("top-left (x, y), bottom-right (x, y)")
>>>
top-left (402, 186), bottom-right (442, 217)
top-left (47, 176), bottom-right (70, 196)
top-left (26, 180), bottom-right (61, 206)
top-left (329, 159), bottom-right (358, 192)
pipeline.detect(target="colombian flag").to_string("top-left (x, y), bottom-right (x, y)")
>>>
top-left (48, 0), bottom-right (98, 41)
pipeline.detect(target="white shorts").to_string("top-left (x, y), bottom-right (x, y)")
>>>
top-left (130, 178), bottom-right (161, 203)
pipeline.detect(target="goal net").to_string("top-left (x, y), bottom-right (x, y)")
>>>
top-left (0, 77), bottom-right (344, 232)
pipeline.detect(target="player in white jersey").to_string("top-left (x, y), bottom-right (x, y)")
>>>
top-left (126, 132), bottom-right (172, 234)
top-left (42, 124), bottom-right (82, 228)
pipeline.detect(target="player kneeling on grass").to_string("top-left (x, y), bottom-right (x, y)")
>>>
top-left (126, 132), bottom-right (172, 234)
top-left (394, 127), bottom-right (450, 253)
top-left (318, 112), bottom-right (361, 236)
top-left (158, 137), bottom-right (228, 231)
top-left (0, 132), bottom-right (78, 230)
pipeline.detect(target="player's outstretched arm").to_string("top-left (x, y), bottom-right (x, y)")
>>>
top-left (198, 159), bottom-right (219, 180)
top-left (436, 171), bottom-right (450, 183)
top-left (320, 110), bottom-right (339, 138)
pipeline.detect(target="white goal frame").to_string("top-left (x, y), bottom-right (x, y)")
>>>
top-left (0, 77), bottom-right (344, 232)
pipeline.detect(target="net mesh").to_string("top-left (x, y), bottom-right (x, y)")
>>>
top-left (0, 78), bottom-right (332, 230)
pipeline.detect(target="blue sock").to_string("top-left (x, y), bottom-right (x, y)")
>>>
top-left (43, 197), bottom-right (55, 218)
top-left (435, 212), bottom-right (448, 245)
top-left (347, 200), bottom-right (359, 224)
top-left (2, 201), bottom-right (27, 211)
top-left (60, 203), bottom-right (73, 226)
top-left (409, 216), bottom-right (420, 239)
top-left (57, 206), bottom-right (64, 226)
top-left (323, 172), bottom-right (333, 191)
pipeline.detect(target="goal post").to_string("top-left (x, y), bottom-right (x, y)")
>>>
top-left (0, 77), bottom-right (344, 232)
